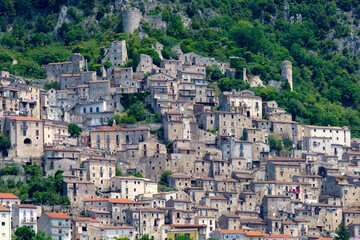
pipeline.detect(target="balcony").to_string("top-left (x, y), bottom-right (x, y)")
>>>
top-left (21, 218), bottom-right (36, 224)
top-left (52, 222), bottom-right (70, 227)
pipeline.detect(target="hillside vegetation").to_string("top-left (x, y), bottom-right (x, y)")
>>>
top-left (1, 0), bottom-right (360, 136)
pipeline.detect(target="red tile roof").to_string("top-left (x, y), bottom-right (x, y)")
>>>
top-left (0, 193), bottom-right (19, 199)
top-left (0, 206), bottom-right (10, 212)
top-left (44, 212), bottom-right (72, 219)
top-left (245, 231), bottom-right (264, 237)
top-left (108, 199), bottom-right (136, 204)
top-left (6, 116), bottom-right (42, 122)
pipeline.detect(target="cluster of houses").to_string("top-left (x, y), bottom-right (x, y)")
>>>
top-left (0, 40), bottom-right (359, 240)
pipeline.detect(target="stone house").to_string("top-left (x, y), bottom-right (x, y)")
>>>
top-left (63, 180), bottom-right (96, 208)
top-left (102, 40), bottom-right (128, 66)
top-left (45, 58), bottom-right (84, 82)
top-left (90, 126), bottom-right (150, 153)
top-left (109, 176), bottom-right (158, 200)
top-left (71, 217), bottom-right (100, 240)
top-left (83, 157), bottom-right (116, 191)
top-left (4, 116), bottom-right (44, 159)
top-left (261, 195), bottom-right (291, 219)
top-left (167, 174), bottom-right (191, 190)
top-left (127, 208), bottom-right (165, 239)
top-left (218, 213), bottom-right (241, 230)
top-left (136, 153), bottom-right (168, 182)
top-left (321, 175), bottom-right (360, 209)
top-left (219, 90), bottom-right (262, 119)
top-left (302, 203), bottom-right (342, 233)
top-left (168, 208), bottom-right (195, 225)
top-left (266, 162), bottom-right (301, 182)
top-left (136, 54), bottom-right (156, 74)
top-left (343, 209), bottom-right (360, 225)
top-left (43, 120), bottom-right (69, 146)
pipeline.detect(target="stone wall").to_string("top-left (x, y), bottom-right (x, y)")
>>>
top-left (122, 8), bottom-right (142, 33)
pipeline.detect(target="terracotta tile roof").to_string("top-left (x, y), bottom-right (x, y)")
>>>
top-left (108, 199), bottom-right (136, 204)
top-left (6, 116), bottom-right (42, 122)
top-left (245, 231), bottom-right (264, 237)
top-left (0, 206), bottom-right (10, 212)
top-left (0, 193), bottom-right (19, 199)
top-left (44, 212), bottom-right (72, 219)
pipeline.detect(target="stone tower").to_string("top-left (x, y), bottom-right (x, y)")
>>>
top-left (281, 60), bottom-right (293, 91)
top-left (122, 8), bottom-right (142, 34)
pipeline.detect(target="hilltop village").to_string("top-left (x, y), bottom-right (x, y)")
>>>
top-left (0, 40), bottom-right (359, 240)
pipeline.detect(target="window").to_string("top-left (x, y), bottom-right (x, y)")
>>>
top-left (83, 108), bottom-right (86, 113)
top-left (1, 222), bottom-right (5, 226)
top-left (36, 130), bottom-right (39, 136)
top-left (23, 130), bottom-right (26, 136)
top-left (96, 107), bottom-right (99, 112)
top-left (90, 107), bottom-right (93, 113)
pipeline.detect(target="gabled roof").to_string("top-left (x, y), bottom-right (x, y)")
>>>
top-left (44, 212), bottom-right (72, 219)
top-left (0, 193), bottom-right (19, 199)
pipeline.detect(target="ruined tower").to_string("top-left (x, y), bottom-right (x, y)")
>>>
top-left (281, 60), bottom-right (293, 91)
top-left (122, 8), bottom-right (142, 34)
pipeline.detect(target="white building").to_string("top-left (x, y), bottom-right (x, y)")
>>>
top-left (302, 125), bottom-right (351, 147)
top-left (92, 226), bottom-right (134, 240)
top-left (0, 193), bottom-right (20, 209)
top-left (38, 212), bottom-right (72, 240)
top-left (0, 206), bottom-right (11, 240)
top-left (12, 204), bottom-right (38, 232)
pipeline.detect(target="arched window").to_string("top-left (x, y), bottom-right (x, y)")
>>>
top-left (96, 107), bottom-right (99, 112)
top-left (24, 138), bottom-right (32, 144)
top-left (90, 107), bottom-right (93, 113)
top-left (83, 108), bottom-right (86, 113)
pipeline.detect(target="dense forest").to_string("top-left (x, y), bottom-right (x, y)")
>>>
top-left (1, 0), bottom-right (360, 136)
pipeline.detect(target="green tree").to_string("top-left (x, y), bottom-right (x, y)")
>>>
top-left (162, 9), bottom-right (171, 21)
top-left (268, 135), bottom-right (283, 154)
top-left (68, 124), bottom-right (82, 138)
top-left (116, 167), bottom-right (123, 176)
top-left (283, 137), bottom-right (294, 151)
top-left (15, 226), bottom-right (35, 240)
top-left (174, 235), bottom-right (192, 240)
top-left (166, 15), bottom-right (185, 39)
top-left (43, 82), bottom-right (60, 90)
top-left (137, 235), bottom-right (154, 240)
top-left (159, 170), bottom-right (172, 185)
top-left (0, 134), bottom-right (11, 153)
top-left (128, 103), bottom-right (147, 122)
top-left (335, 222), bottom-right (350, 240)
